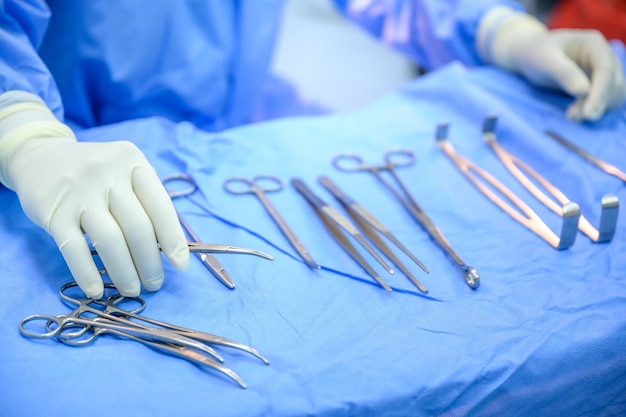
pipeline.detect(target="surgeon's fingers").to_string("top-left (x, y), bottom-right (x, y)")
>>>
top-left (132, 165), bottom-right (189, 271)
top-left (81, 208), bottom-right (141, 297)
top-left (110, 185), bottom-right (164, 292)
top-left (522, 47), bottom-right (590, 97)
top-left (580, 53), bottom-right (625, 120)
top-left (49, 217), bottom-right (104, 299)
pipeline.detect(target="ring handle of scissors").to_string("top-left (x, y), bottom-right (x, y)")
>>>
top-left (20, 314), bottom-right (67, 339)
top-left (384, 149), bottom-right (416, 169)
top-left (161, 173), bottom-right (198, 199)
top-left (59, 282), bottom-right (125, 308)
top-left (331, 153), bottom-right (370, 172)
top-left (223, 175), bottom-right (283, 195)
top-left (59, 281), bottom-right (146, 320)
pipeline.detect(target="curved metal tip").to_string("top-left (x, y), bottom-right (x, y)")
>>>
top-left (462, 266), bottom-right (480, 289)
top-left (188, 243), bottom-right (274, 261)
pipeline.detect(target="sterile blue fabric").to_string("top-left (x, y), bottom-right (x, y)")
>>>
top-left (1, 45), bottom-right (625, 416)
top-left (2, 0), bottom-right (521, 130)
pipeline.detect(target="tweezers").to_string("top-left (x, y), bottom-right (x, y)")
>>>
top-left (318, 176), bottom-right (429, 294)
top-left (545, 129), bottom-right (626, 183)
top-left (484, 116), bottom-right (618, 243)
top-left (291, 178), bottom-right (394, 291)
top-left (436, 122), bottom-right (580, 250)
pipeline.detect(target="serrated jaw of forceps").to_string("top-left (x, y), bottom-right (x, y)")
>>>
top-left (482, 115), bottom-right (619, 244)
top-left (436, 122), bottom-right (580, 250)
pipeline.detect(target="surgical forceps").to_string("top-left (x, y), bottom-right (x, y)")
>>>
top-left (484, 116), bottom-right (618, 243)
top-left (20, 282), bottom-right (269, 388)
top-left (436, 122), bottom-right (580, 250)
top-left (332, 150), bottom-right (480, 289)
top-left (223, 175), bottom-right (320, 269)
top-left (545, 129), bottom-right (626, 183)
top-left (291, 178), bottom-right (394, 292)
top-left (161, 173), bottom-right (273, 289)
top-left (319, 176), bottom-right (429, 294)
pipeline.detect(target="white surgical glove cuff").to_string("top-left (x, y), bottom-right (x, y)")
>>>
top-left (0, 91), bottom-right (189, 298)
top-left (477, 7), bottom-right (548, 72)
top-left (476, 6), bottom-right (626, 121)
top-left (0, 92), bottom-right (76, 189)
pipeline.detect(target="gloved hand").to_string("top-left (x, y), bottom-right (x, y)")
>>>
top-left (477, 6), bottom-right (625, 121)
top-left (0, 92), bottom-right (189, 298)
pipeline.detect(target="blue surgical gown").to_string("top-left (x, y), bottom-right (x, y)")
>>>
top-left (0, 0), bottom-right (522, 131)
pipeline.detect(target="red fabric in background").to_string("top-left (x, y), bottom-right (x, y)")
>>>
top-left (547, 0), bottom-right (626, 43)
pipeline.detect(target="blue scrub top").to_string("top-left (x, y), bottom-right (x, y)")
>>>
top-left (1, 0), bottom-right (522, 130)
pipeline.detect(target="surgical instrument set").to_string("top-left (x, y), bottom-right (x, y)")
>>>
top-left (19, 282), bottom-right (269, 388)
top-left (319, 176), bottom-right (429, 294)
top-left (161, 173), bottom-right (273, 289)
top-left (484, 116), bottom-right (619, 243)
top-left (332, 150), bottom-right (480, 289)
top-left (436, 123), bottom-right (581, 250)
top-left (223, 175), bottom-right (320, 269)
top-left (291, 178), bottom-right (394, 292)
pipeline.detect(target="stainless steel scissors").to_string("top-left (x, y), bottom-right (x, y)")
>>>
top-left (223, 175), bottom-right (321, 269)
top-left (20, 282), bottom-right (269, 388)
top-left (57, 281), bottom-right (268, 363)
top-left (161, 173), bottom-right (273, 289)
top-left (332, 149), bottom-right (480, 289)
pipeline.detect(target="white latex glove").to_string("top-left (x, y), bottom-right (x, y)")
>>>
top-left (477, 6), bottom-right (625, 121)
top-left (0, 92), bottom-right (189, 298)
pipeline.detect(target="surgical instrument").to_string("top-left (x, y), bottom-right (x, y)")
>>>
top-left (436, 122), bottom-right (580, 250)
top-left (60, 317), bottom-right (248, 388)
top-left (223, 175), bottom-right (320, 269)
top-left (291, 178), bottom-right (393, 292)
top-left (20, 282), bottom-right (269, 388)
top-left (332, 150), bottom-right (480, 289)
top-left (91, 242), bottom-right (274, 276)
top-left (545, 130), bottom-right (626, 183)
top-left (56, 282), bottom-right (270, 364)
top-left (318, 176), bottom-right (429, 294)
top-left (484, 116), bottom-right (618, 243)
top-left (161, 173), bottom-right (273, 289)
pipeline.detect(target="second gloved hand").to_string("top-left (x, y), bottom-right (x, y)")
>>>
top-left (477, 6), bottom-right (625, 121)
top-left (0, 94), bottom-right (189, 298)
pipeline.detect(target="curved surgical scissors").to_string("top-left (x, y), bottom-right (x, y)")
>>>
top-left (161, 173), bottom-right (234, 288)
top-left (56, 282), bottom-right (269, 364)
top-left (333, 149), bottom-right (480, 289)
top-left (224, 175), bottom-right (321, 269)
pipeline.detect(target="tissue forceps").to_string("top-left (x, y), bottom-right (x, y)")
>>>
top-left (436, 123), bottom-right (580, 250)
top-left (223, 175), bottom-right (320, 269)
top-left (319, 176), bottom-right (429, 294)
top-left (545, 129), bottom-right (626, 183)
top-left (291, 178), bottom-right (393, 292)
top-left (484, 116), bottom-right (618, 243)
top-left (332, 150), bottom-right (479, 289)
